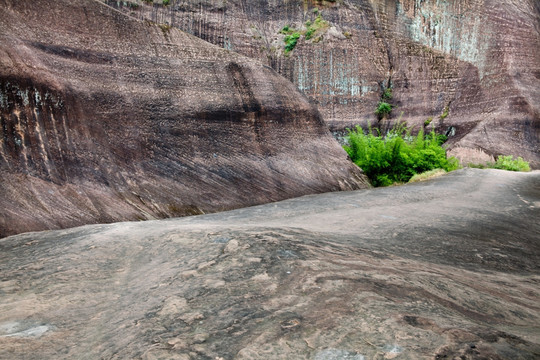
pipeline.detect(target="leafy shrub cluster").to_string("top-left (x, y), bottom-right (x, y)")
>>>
top-left (469, 155), bottom-right (530, 172)
top-left (280, 15), bottom-right (329, 53)
top-left (493, 155), bottom-right (530, 171)
top-left (284, 32), bottom-right (301, 52)
top-left (343, 123), bottom-right (459, 186)
top-left (375, 101), bottom-right (392, 119)
top-left (374, 87), bottom-right (393, 119)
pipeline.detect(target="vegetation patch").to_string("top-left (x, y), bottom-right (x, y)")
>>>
top-left (382, 88), bottom-right (392, 101)
top-left (408, 168), bottom-right (447, 183)
top-left (468, 155), bottom-right (530, 172)
top-left (375, 101), bottom-right (392, 119)
top-left (343, 123), bottom-right (459, 187)
top-left (279, 15), bottom-right (329, 53)
top-left (304, 15), bottom-right (329, 40)
top-left (440, 105), bottom-right (449, 120)
top-left (284, 32), bottom-right (301, 53)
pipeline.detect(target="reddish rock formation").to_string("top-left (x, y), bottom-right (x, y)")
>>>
top-left (115, 0), bottom-right (540, 166)
top-left (0, 0), bottom-right (368, 237)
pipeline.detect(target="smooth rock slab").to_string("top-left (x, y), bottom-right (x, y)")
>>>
top-left (0, 169), bottom-right (539, 359)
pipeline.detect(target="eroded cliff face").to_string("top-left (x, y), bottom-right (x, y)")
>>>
top-left (114, 0), bottom-right (540, 166)
top-left (0, 0), bottom-right (369, 237)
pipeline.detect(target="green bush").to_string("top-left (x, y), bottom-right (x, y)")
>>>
top-left (163, 0), bottom-right (170, 5)
top-left (375, 101), bottom-right (392, 118)
top-left (305, 27), bottom-right (316, 40)
top-left (492, 155), bottom-right (530, 172)
top-left (343, 123), bottom-right (459, 186)
top-left (284, 32), bottom-right (301, 53)
top-left (467, 155), bottom-right (530, 172)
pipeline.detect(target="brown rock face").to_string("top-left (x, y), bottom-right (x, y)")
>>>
top-left (114, 0), bottom-right (540, 166)
top-left (0, 0), bottom-right (368, 237)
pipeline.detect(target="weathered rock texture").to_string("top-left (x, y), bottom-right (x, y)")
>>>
top-left (0, 0), bottom-right (369, 237)
top-left (1, 169), bottom-right (539, 359)
top-left (113, 0), bottom-right (540, 166)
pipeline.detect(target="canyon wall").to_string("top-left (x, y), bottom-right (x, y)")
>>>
top-left (113, 0), bottom-right (540, 166)
top-left (0, 0), bottom-right (368, 237)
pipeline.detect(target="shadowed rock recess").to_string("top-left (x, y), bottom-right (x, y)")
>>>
top-left (0, 169), bottom-right (539, 359)
top-left (110, 0), bottom-right (540, 167)
top-left (0, 0), bottom-right (368, 237)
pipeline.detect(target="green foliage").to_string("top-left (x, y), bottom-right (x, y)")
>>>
top-left (492, 155), bottom-right (530, 172)
top-left (284, 32), bottom-right (301, 53)
top-left (467, 155), bottom-right (530, 172)
top-left (424, 117), bottom-right (433, 127)
top-left (162, 0), bottom-right (170, 5)
top-left (279, 15), bottom-right (329, 53)
top-left (280, 25), bottom-right (291, 34)
top-left (305, 28), bottom-right (316, 40)
top-left (343, 123), bottom-right (459, 187)
top-left (493, 155), bottom-right (530, 171)
top-left (440, 106), bottom-right (449, 120)
top-left (305, 15), bottom-right (329, 40)
top-left (375, 101), bottom-right (392, 118)
top-left (382, 88), bottom-right (392, 100)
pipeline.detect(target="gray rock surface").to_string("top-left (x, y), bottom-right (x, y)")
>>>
top-left (1, 169), bottom-right (539, 359)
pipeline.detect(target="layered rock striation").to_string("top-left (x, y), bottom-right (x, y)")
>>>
top-left (0, 0), bottom-right (368, 237)
top-left (113, 0), bottom-right (540, 166)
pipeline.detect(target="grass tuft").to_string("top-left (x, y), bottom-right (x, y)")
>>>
top-left (408, 169), bottom-right (447, 183)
